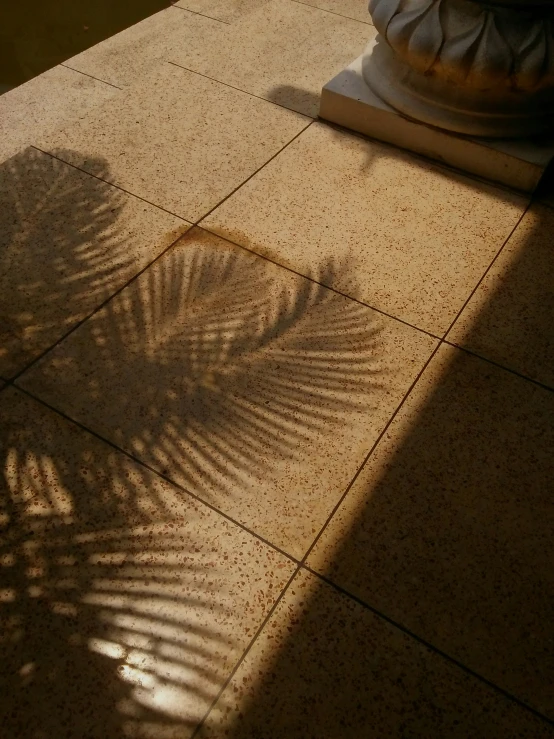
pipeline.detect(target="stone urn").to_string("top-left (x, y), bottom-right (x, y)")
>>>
top-left (362, 0), bottom-right (554, 137)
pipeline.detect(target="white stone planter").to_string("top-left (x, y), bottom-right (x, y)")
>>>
top-left (364, 0), bottom-right (554, 137)
top-left (320, 0), bottom-right (554, 191)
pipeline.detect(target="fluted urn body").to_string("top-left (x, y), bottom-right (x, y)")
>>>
top-left (363, 0), bottom-right (554, 136)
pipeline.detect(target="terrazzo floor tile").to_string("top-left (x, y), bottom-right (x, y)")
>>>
top-left (0, 146), bottom-right (189, 379)
top-left (0, 147), bottom-right (189, 379)
top-left (175, 0), bottom-right (270, 23)
top-left (38, 64), bottom-right (308, 222)
top-left (169, 0), bottom-right (372, 116)
top-left (202, 123), bottom-right (527, 335)
top-left (199, 569), bottom-right (554, 738)
top-left (18, 228), bottom-right (436, 559)
top-left (447, 204), bottom-right (554, 389)
top-left (298, 0), bottom-right (373, 24)
top-left (65, 7), bottom-right (223, 89)
top-left (0, 65), bottom-right (119, 164)
top-left (307, 343), bottom-right (554, 718)
top-left (0, 386), bottom-right (295, 739)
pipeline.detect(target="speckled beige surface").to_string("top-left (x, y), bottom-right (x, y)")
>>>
top-left (202, 123), bottom-right (527, 335)
top-left (308, 343), bottom-right (554, 718)
top-left (38, 64), bottom-right (308, 221)
top-left (299, 0), bottom-right (373, 23)
top-left (0, 386), bottom-right (295, 738)
top-left (3, 3), bottom-right (553, 733)
top-left (65, 7), bottom-right (223, 89)
top-left (199, 569), bottom-right (553, 738)
top-left (169, 0), bottom-right (372, 116)
top-left (177, 0), bottom-right (373, 25)
top-left (0, 146), bottom-right (189, 379)
top-left (447, 204), bottom-right (554, 389)
top-left (18, 227), bottom-right (436, 559)
top-left (175, 0), bottom-right (270, 23)
top-left (0, 65), bottom-right (119, 164)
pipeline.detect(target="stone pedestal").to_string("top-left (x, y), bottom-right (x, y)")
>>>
top-left (320, 0), bottom-right (554, 192)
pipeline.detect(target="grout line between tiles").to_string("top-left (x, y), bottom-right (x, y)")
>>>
top-left (442, 340), bottom-right (554, 394)
top-left (196, 511), bottom-right (554, 736)
top-left (191, 340), bottom-right (442, 734)
top-left (7, 219), bottom-right (192, 384)
top-left (299, 340), bottom-right (442, 566)
top-left (10, 382), bottom-right (300, 566)
top-left (291, 0), bottom-right (374, 25)
top-left (8, 276), bottom-right (552, 731)
top-left (60, 63), bottom-right (124, 90)
top-left (61, 0), bottom-right (233, 95)
top-left (16, 122), bottom-right (328, 385)
top-left (190, 564), bottom-right (303, 738)
top-left (14, 342), bottom-right (554, 735)
top-left (31, 146), bottom-right (189, 221)
top-left (166, 60), bottom-right (316, 119)
top-left (442, 204), bottom-right (530, 341)
top-left (5, 8), bottom-right (549, 731)
top-left (282, 199), bottom-right (553, 709)
top-left (302, 564), bottom-right (554, 727)
top-left (194, 121), bottom-right (314, 223)
top-left (197, 224), bottom-right (441, 340)
top-left (169, 4), bottom-right (232, 24)
top-left (12, 94), bottom-right (546, 735)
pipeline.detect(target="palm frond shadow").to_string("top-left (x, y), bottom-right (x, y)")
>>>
top-left (0, 146), bottom-right (136, 378)
top-left (41, 228), bottom-right (384, 507)
top-left (0, 149), bottom-right (238, 737)
top-left (2, 147), bottom-right (384, 737)
top-left (1, 394), bottom-right (241, 739)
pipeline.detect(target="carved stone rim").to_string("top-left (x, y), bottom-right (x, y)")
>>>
top-left (369, 0), bottom-right (554, 92)
top-left (363, 34), bottom-right (554, 136)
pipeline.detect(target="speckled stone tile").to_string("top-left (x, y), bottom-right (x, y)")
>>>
top-left (169, 0), bottom-right (372, 116)
top-left (308, 343), bottom-right (554, 718)
top-left (0, 66), bottom-right (120, 165)
top-left (202, 123), bottom-right (527, 335)
top-left (299, 0), bottom-right (373, 24)
top-left (175, 0), bottom-right (270, 23)
top-left (38, 64), bottom-right (308, 222)
top-left (0, 146), bottom-right (189, 379)
top-left (65, 7), bottom-right (223, 89)
top-left (0, 386), bottom-right (295, 739)
top-left (18, 227), bottom-right (436, 559)
top-left (199, 569), bottom-right (554, 738)
top-left (447, 204), bottom-right (554, 389)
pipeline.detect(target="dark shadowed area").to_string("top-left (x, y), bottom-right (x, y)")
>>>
top-left (0, 0), bottom-right (173, 93)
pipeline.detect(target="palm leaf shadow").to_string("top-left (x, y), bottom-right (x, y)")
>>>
top-left (40, 226), bottom-right (385, 509)
top-left (1, 392), bottom-right (248, 739)
top-left (1, 145), bottom-right (384, 738)
top-left (0, 146), bottom-right (133, 378)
